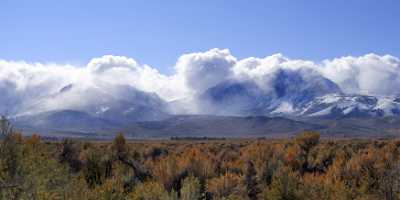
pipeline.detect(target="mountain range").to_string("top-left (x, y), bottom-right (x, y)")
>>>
top-left (10, 68), bottom-right (400, 138)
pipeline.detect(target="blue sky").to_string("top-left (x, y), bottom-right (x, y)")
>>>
top-left (1, 0), bottom-right (399, 74)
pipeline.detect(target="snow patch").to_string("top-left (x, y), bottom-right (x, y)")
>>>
top-left (271, 102), bottom-right (295, 114)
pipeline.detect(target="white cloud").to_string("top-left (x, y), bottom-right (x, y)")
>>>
top-left (88, 55), bottom-right (140, 74)
top-left (175, 48), bottom-right (236, 94)
top-left (320, 54), bottom-right (400, 96)
top-left (232, 53), bottom-right (318, 91)
top-left (0, 49), bottom-right (399, 116)
top-left (86, 55), bottom-right (186, 101)
top-left (233, 53), bottom-right (315, 79)
top-left (0, 57), bottom-right (178, 116)
top-left (231, 52), bottom-right (400, 96)
top-left (0, 60), bottom-right (85, 114)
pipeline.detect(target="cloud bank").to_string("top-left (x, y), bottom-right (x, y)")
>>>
top-left (1, 49), bottom-right (399, 116)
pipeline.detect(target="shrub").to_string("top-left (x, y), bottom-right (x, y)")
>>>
top-left (128, 181), bottom-right (173, 200)
top-left (180, 176), bottom-right (202, 200)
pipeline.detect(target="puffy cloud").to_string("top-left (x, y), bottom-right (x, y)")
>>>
top-left (88, 55), bottom-right (140, 74)
top-left (175, 48), bottom-right (236, 94)
top-left (0, 49), bottom-right (400, 117)
top-left (233, 53), bottom-right (315, 79)
top-left (320, 54), bottom-right (400, 96)
top-left (0, 60), bottom-right (85, 114)
top-left (0, 57), bottom-right (182, 116)
top-left (232, 53), bottom-right (318, 91)
top-left (86, 55), bottom-right (186, 101)
top-left (231, 52), bottom-right (400, 96)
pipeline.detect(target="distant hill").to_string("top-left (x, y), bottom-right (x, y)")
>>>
top-left (122, 115), bottom-right (324, 138)
top-left (12, 111), bottom-right (400, 138)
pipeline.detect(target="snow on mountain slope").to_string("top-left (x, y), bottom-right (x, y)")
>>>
top-left (10, 63), bottom-right (400, 134)
top-left (301, 94), bottom-right (400, 118)
top-left (15, 82), bottom-right (170, 124)
top-left (189, 67), bottom-right (400, 118)
top-left (193, 68), bottom-right (342, 116)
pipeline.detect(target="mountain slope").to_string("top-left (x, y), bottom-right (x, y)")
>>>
top-left (18, 83), bottom-right (170, 124)
top-left (9, 68), bottom-right (400, 139)
top-left (122, 115), bottom-right (325, 138)
top-left (301, 94), bottom-right (400, 118)
top-left (13, 110), bottom-right (119, 135)
top-left (193, 68), bottom-right (342, 116)
top-left (302, 117), bottom-right (400, 138)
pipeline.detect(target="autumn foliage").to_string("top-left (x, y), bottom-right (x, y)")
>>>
top-left (1, 126), bottom-right (400, 199)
